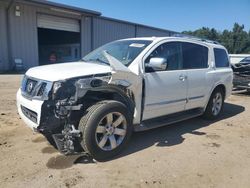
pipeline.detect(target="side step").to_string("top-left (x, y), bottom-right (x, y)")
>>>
top-left (134, 108), bottom-right (204, 132)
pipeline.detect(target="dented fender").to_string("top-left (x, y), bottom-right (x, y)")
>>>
top-left (103, 51), bottom-right (143, 124)
top-left (53, 52), bottom-right (143, 125)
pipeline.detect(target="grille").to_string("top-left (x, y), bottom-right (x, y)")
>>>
top-left (21, 105), bottom-right (38, 123)
top-left (21, 76), bottom-right (52, 100)
top-left (37, 83), bottom-right (47, 96)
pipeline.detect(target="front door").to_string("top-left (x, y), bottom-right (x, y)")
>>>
top-left (142, 42), bottom-right (188, 120)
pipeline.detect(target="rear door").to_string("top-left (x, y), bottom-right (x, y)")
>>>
top-left (181, 42), bottom-right (211, 110)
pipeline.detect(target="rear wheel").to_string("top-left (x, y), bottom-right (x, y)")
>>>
top-left (79, 100), bottom-right (132, 161)
top-left (203, 88), bottom-right (224, 120)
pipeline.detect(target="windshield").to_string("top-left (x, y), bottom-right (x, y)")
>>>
top-left (82, 40), bottom-right (152, 66)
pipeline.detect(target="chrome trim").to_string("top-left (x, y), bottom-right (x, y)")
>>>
top-left (21, 75), bottom-right (53, 101)
top-left (146, 98), bottom-right (186, 107)
top-left (188, 95), bottom-right (205, 100)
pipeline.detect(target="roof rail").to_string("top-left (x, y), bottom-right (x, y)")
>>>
top-left (172, 33), bottom-right (220, 45)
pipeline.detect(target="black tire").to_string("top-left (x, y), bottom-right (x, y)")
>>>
top-left (203, 88), bottom-right (224, 120)
top-left (79, 100), bottom-right (133, 161)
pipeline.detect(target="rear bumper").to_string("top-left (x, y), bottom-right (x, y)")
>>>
top-left (234, 85), bottom-right (250, 90)
top-left (233, 81), bottom-right (250, 90)
top-left (233, 73), bottom-right (250, 90)
top-left (16, 89), bottom-right (44, 131)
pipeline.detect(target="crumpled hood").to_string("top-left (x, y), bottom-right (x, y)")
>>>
top-left (25, 62), bottom-right (111, 81)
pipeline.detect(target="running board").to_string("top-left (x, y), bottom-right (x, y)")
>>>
top-left (134, 108), bottom-right (204, 132)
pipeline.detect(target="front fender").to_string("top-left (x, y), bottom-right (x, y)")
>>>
top-left (103, 51), bottom-right (142, 124)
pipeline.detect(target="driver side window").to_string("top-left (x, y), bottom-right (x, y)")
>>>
top-left (145, 42), bottom-right (182, 72)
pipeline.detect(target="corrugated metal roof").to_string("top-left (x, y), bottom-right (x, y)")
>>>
top-left (22, 0), bottom-right (101, 16)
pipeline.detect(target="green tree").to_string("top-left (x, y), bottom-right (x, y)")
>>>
top-left (182, 23), bottom-right (250, 54)
top-left (230, 23), bottom-right (248, 53)
top-left (183, 27), bottom-right (219, 41)
top-left (220, 29), bottom-right (233, 53)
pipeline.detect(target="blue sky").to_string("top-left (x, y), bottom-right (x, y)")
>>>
top-left (51, 0), bottom-right (250, 32)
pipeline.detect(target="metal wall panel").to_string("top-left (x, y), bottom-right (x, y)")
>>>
top-left (37, 14), bottom-right (80, 32)
top-left (93, 17), bottom-right (136, 49)
top-left (81, 16), bottom-right (92, 56)
top-left (20, 0), bottom-right (82, 20)
top-left (0, 2), bottom-right (8, 71)
top-left (136, 25), bottom-right (172, 37)
top-left (7, 2), bottom-right (83, 70)
top-left (9, 3), bottom-right (39, 69)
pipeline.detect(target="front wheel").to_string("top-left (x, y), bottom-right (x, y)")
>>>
top-left (79, 100), bottom-right (132, 161)
top-left (203, 88), bottom-right (224, 120)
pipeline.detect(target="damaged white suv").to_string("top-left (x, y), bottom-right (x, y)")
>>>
top-left (17, 36), bottom-right (233, 161)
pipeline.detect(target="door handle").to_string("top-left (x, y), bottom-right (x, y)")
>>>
top-left (179, 75), bottom-right (187, 81)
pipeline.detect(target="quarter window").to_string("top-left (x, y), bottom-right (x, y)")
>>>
top-left (182, 42), bottom-right (208, 69)
top-left (214, 48), bottom-right (229, 67)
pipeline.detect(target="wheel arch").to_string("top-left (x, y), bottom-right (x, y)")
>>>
top-left (204, 83), bottom-right (226, 111)
top-left (213, 84), bottom-right (226, 98)
top-left (80, 86), bottom-right (135, 116)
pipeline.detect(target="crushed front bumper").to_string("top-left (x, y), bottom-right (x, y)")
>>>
top-left (16, 89), bottom-right (43, 131)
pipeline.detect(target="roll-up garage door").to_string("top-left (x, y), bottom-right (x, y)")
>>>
top-left (37, 14), bottom-right (80, 32)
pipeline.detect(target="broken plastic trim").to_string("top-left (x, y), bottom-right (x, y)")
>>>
top-left (52, 124), bottom-right (85, 155)
top-left (103, 51), bottom-right (143, 124)
top-left (51, 52), bottom-right (143, 155)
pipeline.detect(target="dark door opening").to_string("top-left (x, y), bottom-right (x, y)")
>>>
top-left (38, 28), bottom-right (81, 65)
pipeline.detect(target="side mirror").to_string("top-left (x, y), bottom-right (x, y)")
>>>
top-left (147, 57), bottom-right (167, 71)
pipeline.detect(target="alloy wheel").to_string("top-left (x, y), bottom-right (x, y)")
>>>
top-left (212, 92), bottom-right (223, 116)
top-left (95, 112), bottom-right (127, 151)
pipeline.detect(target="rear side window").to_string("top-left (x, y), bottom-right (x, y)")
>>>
top-left (182, 42), bottom-right (208, 69)
top-left (214, 48), bottom-right (229, 67)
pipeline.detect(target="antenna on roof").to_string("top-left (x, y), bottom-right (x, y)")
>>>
top-left (172, 33), bottom-right (220, 45)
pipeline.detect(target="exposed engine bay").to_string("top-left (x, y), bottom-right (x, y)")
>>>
top-left (36, 52), bottom-right (142, 155)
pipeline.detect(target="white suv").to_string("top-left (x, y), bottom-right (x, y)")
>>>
top-left (17, 36), bottom-right (233, 161)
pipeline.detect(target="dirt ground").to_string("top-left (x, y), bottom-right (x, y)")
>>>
top-left (0, 74), bottom-right (250, 188)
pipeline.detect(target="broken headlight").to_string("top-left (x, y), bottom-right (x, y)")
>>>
top-left (76, 75), bottom-right (111, 89)
top-left (52, 74), bottom-right (111, 100)
top-left (52, 80), bottom-right (76, 100)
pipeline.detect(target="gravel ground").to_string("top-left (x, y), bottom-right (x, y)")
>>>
top-left (0, 74), bottom-right (250, 188)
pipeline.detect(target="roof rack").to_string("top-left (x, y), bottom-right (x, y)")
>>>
top-left (172, 33), bottom-right (220, 45)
